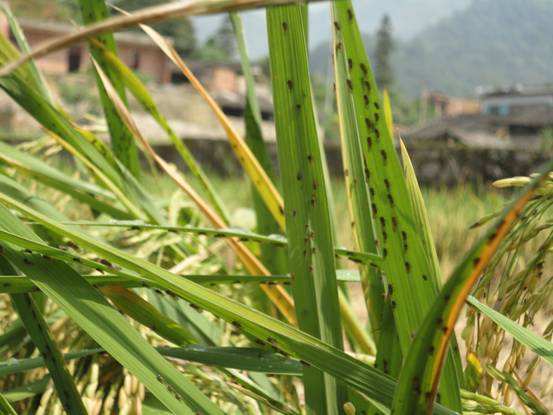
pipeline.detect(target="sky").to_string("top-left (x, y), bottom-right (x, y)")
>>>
top-left (191, 0), bottom-right (472, 58)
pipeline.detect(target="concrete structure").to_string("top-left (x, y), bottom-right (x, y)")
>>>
top-left (0, 17), bottom-right (173, 83)
top-left (0, 18), bottom-right (274, 119)
top-left (408, 84), bottom-right (553, 149)
top-left (421, 91), bottom-right (480, 118)
top-left (175, 61), bottom-right (274, 120)
top-left (478, 84), bottom-right (553, 117)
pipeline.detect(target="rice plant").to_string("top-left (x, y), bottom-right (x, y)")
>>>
top-left (0, 1), bottom-right (550, 414)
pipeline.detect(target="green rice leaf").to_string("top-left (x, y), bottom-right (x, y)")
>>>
top-left (0, 393), bottom-right (17, 415)
top-left (0, 142), bottom-right (130, 219)
top-left (93, 56), bottom-right (297, 323)
top-left (230, 11), bottom-right (285, 274)
top-left (2, 377), bottom-right (49, 404)
top-left (391, 164), bottom-right (553, 414)
top-left (467, 296), bottom-right (553, 366)
top-left (101, 285), bottom-right (197, 346)
top-left (0, 182), bottom-right (456, 415)
top-left (0, 270), bottom-right (363, 295)
top-left (96, 43), bottom-right (229, 222)
top-left (0, 345), bottom-right (302, 377)
top-left (332, 1), bottom-right (461, 408)
top-left (267, 4), bottom-right (347, 412)
top-left (331, 2), bottom-right (397, 377)
top-left (52, 220), bottom-right (382, 266)
top-left (0, 1), bottom-right (52, 102)
top-left (78, 0), bottom-right (140, 176)
top-left (7, 290), bottom-right (87, 415)
top-left (0, 205), bottom-right (222, 414)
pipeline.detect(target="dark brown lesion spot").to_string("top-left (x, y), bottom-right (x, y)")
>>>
top-left (346, 79), bottom-right (353, 90)
top-left (371, 203), bottom-right (378, 216)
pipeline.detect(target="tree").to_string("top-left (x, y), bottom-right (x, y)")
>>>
top-left (374, 14), bottom-right (394, 91)
top-left (196, 16), bottom-right (236, 61)
top-left (155, 18), bottom-right (196, 56)
top-left (114, 0), bottom-right (196, 55)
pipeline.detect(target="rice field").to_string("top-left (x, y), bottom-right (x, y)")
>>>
top-left (0, 1), bottom-right (550, 414)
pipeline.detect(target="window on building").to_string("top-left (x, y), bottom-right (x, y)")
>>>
top-left (131, 51), bottom-right (141, 70)
top-left (221, 105), bottom-right (244, 118)
top-left (68, 47), bottom-right (81, 73)
top-left (171, 72), bottom-right (191, 84)
top-left (261, 111), bottom-right (273, 121)
top-left (8, 28), bottom-right (16, 43)
top-left (486, 104), bottom-right (510, 116)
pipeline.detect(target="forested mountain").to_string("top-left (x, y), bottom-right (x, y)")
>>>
top-left (395, 0), bottom-right (553, 96)
top-left (311, 0), bottom-right (553, 97)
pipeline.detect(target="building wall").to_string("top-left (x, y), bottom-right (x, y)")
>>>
top-left (482, 94), bottom-right (553, 115)
top-left (23, 29), bottom-right (81, 74)
top-left (0, 17), bottom-right (171, 83)
top-left (152, 136), bottom-right (550, 187)
top-left (115, 41), bottom-right (170, 83)
top-left (446, 98), bottom-right (480, 117)
top-left (205, 67), bottom-right (239, 93)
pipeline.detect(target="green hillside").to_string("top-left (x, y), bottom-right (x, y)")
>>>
top-left (311, 0), bottom-right (553, 97)
top-left (396, 0), bottom-right (553, 96)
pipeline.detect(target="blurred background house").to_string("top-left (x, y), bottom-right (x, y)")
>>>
top-left (419, 90), bottom-right (480, 119)
top-left (0, 17), bottom-right (173, 83)
top-left (0, 14), bottom-right (275, 144)
top-left (405, 84), bottom-right (553, 150)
